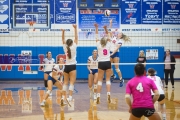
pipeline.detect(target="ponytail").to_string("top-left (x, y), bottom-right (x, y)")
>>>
top-left (66, 39), bottom-right (73, 59)
top-left (122, 33), bottom-right (131, 42)
top-left (67, 46), bottom-right (71, 59)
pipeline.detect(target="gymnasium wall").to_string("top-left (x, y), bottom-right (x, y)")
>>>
top-left (0, 46), bottom-right (165, 80)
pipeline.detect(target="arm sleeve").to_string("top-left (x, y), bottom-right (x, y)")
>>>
top-left (158, 77), bottom-right (163, 87)
top-left (52, 65), bottom-right (58, 72)
top-left (150, 80), bottom-right (158, 91)
top-left (87, 56), bottom-right (91, 62)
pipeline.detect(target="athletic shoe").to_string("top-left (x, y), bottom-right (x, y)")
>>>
top-left (96, 97), bottom-right (100, 104)
top-left (119, 79), bottom-right (124, 87)
top-left (107, 95), bottom-right (111, 103)
top-left (40, 101), bottom-right (45, 107)
top-left (110, 74), bottom-right (116, 82)
top-left (60, 99), bottom-right (67, 106)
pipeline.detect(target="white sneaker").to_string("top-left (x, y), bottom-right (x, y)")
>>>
top-left (68, 99), bottom-right (74, 111)
top-left (94, 94), bottom-right (97, 100)
top-left (40, 101), bottom-right (45, 106)
top-left (60, 99), bottom-right (67, 106)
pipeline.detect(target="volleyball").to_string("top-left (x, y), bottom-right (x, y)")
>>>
top-left (104, 9), bottom-right (111, 16)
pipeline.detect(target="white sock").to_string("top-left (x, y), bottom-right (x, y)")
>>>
top-left (162, 113), bottom-right (166, 118)
top-left (69, 96), bottom-right (72, 101)
top-left (62, 95), bottom-right (65, 100)
top-left (97, 93), bottom-right (100, 97)
top-left (107, 92), bottom-right (110, 95)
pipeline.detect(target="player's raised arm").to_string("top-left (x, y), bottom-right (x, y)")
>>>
top-left (61, 29), bottom-right (65, 44)
top-left (103, 25), bottom-right (110, 42)
top-left (108, 19), bottom-right (113, 37)
top-left (94, 23), bottom-right (99, 42)
top-left (73, 24), bottom-right (78, 44)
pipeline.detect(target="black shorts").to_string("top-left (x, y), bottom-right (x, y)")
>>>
top-left (132, 108), bottom-right (155, 118)
top-left (152, 94), bottom-right (165, 102)
top-left (64, 64), bottom-right (76, 73)
top-left (98, 61), bottom-right (111, 71)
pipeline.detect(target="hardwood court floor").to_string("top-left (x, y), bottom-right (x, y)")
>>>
top-left (0, 81), bottom-right (180, 120)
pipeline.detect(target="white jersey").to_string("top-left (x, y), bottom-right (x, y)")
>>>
top-left (110, 37), bottom-right (123, 52)
top-left (96, 41), bottom-right (111, 62)
top-left (88, 55), bottom-right (98, 69)
top-left (63, 43), bottom-right (77, 65)
top-left (147, 76), bottom-right (164, 95)
top-left (49, 65), bottom-right (65, 80)
top-left (42, 58), bottom-right (55, 72)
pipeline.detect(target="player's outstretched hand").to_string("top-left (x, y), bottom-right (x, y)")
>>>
top-left (109, 19), bottom-right (113, 23)
top-left (61, 29), bottom-right (65, 31)
top-left (72, 24), bottom-right (77, 28)
top-left (103, 25), bottom-right (107, 29)
top-left (94, 23), bottom-right (98, 28)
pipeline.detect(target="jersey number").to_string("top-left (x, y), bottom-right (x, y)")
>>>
top-left (136, 83), bottom-right (144, 92)
top-left (103, 49), bottom-right (107, 55)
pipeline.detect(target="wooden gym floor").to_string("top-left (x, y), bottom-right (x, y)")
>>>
top-left (0, 80), bottom-right (180, 120)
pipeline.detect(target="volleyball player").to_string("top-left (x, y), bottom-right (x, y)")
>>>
top-left (41, 51), bottom-right (55, 95)
top-left (40, 58), bottom-right (65, 106)
top-left (125, 63), bottom-right (161, 120)
top-left (87, 49), bottom-right (98, 100)
top-left (61, 24), bottom-right (78, 105)
top-left (137, 50), bottom-right (146, 76)
top-left (109, 19), bottom-right (130, 87)
top-left (94, 23), bottom-right (111, 104)
top-left (147, 68), bottom-right (167, 120)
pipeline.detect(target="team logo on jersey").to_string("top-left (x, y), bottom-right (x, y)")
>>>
top-left (170, 4), bottom-right (176, 9)
top-left (63, 3), bottom-right (68, 7)
top-left (128, 4), bottom-right (134, 9)
top-left (149, 4), bottom-right (155, 9)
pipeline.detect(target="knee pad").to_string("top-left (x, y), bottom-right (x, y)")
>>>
top-left (94, 84), bottom-right (97, 89)
top-left (69, 84), bottom-right (74, 91)
top-left (62, 85), bottom-right (68, 91)
top-left (106, 81), bottom-right (111, 85)
top-left (97, 81), bottom-right (102, 86)
top-left (46, 90), bottom-right (51, 95)
top-left (115, 68), bottom-right (120, 73)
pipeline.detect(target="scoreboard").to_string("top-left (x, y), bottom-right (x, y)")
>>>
top-left (78, 0), bottom-right (120, 8)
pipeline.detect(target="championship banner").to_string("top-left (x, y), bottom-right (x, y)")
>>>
top-left (0, 0), bottom-right (10, 33)
top-left (142, 0), bottom-right (162, 24)
top-left (163, 0), bottom-right (180, 24)
top-left (121, 0), bottom-right (141, 24)
top-left (78, 9), bottom-right (119, 40)
top-left (55, 0), bottom-right (76, 24)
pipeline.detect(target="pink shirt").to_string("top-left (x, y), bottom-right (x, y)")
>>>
top-left (126, 76), bottom-right (158, 109)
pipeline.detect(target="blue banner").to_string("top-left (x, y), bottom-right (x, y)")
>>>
top-left (33, 0), bottom-right (49, 3)
top-left (55, 0), bottom-right (76, 24)
top-left (0, 0), bottom-right (9, 33)
top-left (142, 0), bottom-right (162, 24)
top-left (163, 0), bottom-right (180, 24)
top-left (14, 0), bottom-right (33, 3)
top-left (79, 9), bottom-right (120, 29)
top-left (121, 0), bottom-right (141, 24)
